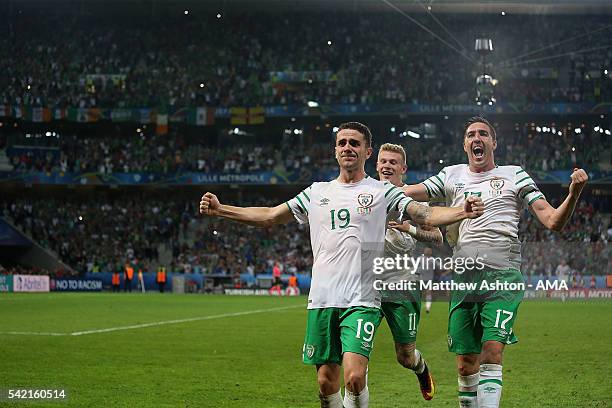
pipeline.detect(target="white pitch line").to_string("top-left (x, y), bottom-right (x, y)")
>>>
top-left (1, 331), bottom-right (66, 336)
top-left (0, 304), bottom-right (302, 337)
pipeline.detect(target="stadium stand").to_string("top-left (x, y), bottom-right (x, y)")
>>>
top-left (1, 13), bottom-right (611, 108)
top-left (0, 6), bottom-right (609, 289)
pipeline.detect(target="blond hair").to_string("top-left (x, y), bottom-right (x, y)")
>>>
top-left (378, 143), bottom-right (406, 165)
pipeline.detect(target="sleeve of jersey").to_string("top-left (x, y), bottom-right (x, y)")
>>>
top-left (383, 182), bottom-right (414, 214)
top-left (422, 168), bottom-right (447, 201)
top-left (285, 185), bottom-right (312, 224)
top-left (515, 168), bottom-right (545, 207)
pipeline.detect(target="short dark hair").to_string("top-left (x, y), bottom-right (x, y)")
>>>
top-left (337, 122), bottom-right (373, 147)
top-left (463, 116), bottom-right (496, 140)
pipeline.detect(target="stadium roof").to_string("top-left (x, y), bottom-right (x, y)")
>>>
top-left (9, 0), bottom-right (612, 15)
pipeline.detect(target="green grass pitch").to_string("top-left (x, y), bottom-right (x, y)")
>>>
top-left (1, 293), bottom-right (611, 407)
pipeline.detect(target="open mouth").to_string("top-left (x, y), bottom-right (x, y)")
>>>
top-left (381, 170), bottom-right (394, 176)
top-left (472, 145), bottom-right (484, 159)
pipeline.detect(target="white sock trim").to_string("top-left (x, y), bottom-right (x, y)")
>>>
top-left (412, 349), bottom-right (425, 374)
top-left (319, 390), bottom-right (343, 408)
top-left (480, 364), bottom-right (502, 373)
top-left (344, 385), bottom-right (369, 408)
top-left (458, 372), bottom-right (480, 392)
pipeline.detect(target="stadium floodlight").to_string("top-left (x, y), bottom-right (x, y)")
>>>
top-left (536, 127), bottom-right (542, 132)
top-left (332, 126), bottom-right (339, 133)
top-left (557, 131), bottom-right (562, 136)
top-left (45, 131), bottom-right (52, 137)
top-left (390, 127), bottom-right (396, 132)
top-left (216, 13), bottom-right (221, 19)
top-left (199, 83), bottom-right (205, 88)
top-left (307, 100), bottom-right (319, 108)
top-left (501, 11), bottom-right (506, 16)
top-left (605, 130), bottom-right (611, 135)
top-left (572, 147), bottom-right (576, 152)
top-left (184, 10), bottom-right (189, 15)
top-left (327, 40), bottom-right (332, 46)
top-left (439, 159), bottom-right (444, 164)
top-left (407, 130), bottom-right (421, 139)
top-left (574, 128), bottom-right (581, 134)
top-left (594, 126), bottom-right (600, 132)
top-left (475, 38), bottom-right (493, 55)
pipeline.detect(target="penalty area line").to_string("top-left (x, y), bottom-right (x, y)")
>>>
top-left (0, 304), bottom-right (302, 337)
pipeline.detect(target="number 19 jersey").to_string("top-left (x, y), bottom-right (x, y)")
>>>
top-left (286, 176), bottom-right (413, 309)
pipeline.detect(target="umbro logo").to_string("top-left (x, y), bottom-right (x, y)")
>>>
top-left (320, 198), bottom-right (330, 206)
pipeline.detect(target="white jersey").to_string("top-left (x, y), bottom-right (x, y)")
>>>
top-left (382, 199), bottom-right (430, 282)
top-left (422, 164), bottom-right (544, 268)
top-left (287, 176), bottom-right (413, 309)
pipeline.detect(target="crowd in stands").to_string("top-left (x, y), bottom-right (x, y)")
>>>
top-left (5, 133), bottom-right (334, 175)
top-left (2, 11), bottom-right (611, 110)
top-left (520, 199), bottom-right (611, 284)
top-left (1, 192), bottom-right (609, 281)
top-left (4, 117), bottom-right (610, 174)
top-left (1, 195), bottom-right (312, 279)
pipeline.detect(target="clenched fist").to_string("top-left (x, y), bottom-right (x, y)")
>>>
top-left (464, 196), bottom-right (485, 219)
top-left (199, 192), bottom-right (220, 216)
top-left (569, 168), bottom-right (588, 197)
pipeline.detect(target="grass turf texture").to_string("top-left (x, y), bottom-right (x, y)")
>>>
top-left (1, 293), bottom-right (611, 407)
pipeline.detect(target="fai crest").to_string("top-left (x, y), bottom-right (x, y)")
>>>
top-left (490, 179), bottom-right (504, 190)
top-left (305, 344), bottom-right (315, 359)
top-left (357, 193), bottom-right (374, 208)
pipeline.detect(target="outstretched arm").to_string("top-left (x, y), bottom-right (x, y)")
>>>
top-left (388, 221), bottom-right (443, 247)
top-left (199, 192), bottom-right (295, 228)
top-left (402, 183), bottom-right (430, 202)
top-left (530, 169), bottom-right (588, 232)
top-left (404, 196), bottom-right (484, 227)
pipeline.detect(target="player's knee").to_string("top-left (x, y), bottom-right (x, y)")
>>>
top-left (457, 356), bottom-right (479, 376)
top-left (317, 373), bottom-right (337, 394)
top-left (344, 370), bottom-right (366, 393)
